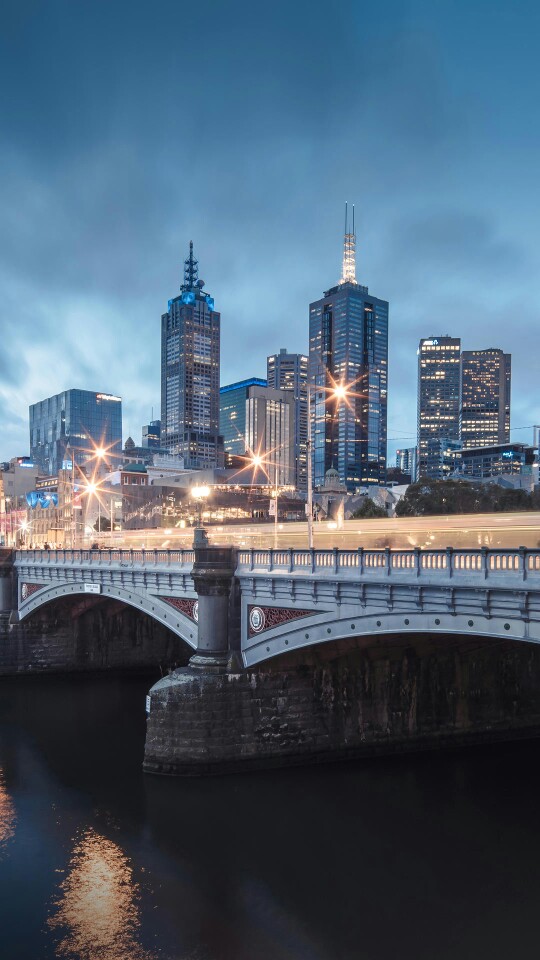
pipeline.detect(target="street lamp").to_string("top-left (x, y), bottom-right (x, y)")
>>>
top-left (306, 378), bottom-right (353, 549)
top-left (191, 485), bottom-right (210, 546)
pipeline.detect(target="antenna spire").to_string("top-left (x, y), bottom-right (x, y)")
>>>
top-left (339, 202), bottom-right (357, 285)
top-left (181, 240), bottom-right (199, 291)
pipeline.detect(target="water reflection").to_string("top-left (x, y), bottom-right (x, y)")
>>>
top-left (0, 768), bottom-right (16, 850)
top-left (48, 828), bottom-right (155, 960)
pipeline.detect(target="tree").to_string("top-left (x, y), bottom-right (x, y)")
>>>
top-left (351, 499), bottom-right (387, 519)
top-left (93, 517), bottom-right (111, 532)
top-left (395, 478), bottom-right (536, 517)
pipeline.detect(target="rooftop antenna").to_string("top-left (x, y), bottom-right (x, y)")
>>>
top-left (339, 202), bottom-right (357, 284)
top-left (181, 240), bottom-right (199, 291)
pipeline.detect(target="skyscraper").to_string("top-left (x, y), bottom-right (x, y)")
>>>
top-left (219, 378), bottom-right (268, 458)
top-left (267, 348), bottom-right (308, 490)
top-left (161, 243), bottom-right (223, 468)
top-left (219, 380), bottom-right (295, 484)
top-left (460, 349), bottom-right (511, 448)
top-left (309, 207), bottom-right (388, 489)
top-left (29, 389), bottom-right (122, 476)
top-left (417, 336), bottom-right (461, 479)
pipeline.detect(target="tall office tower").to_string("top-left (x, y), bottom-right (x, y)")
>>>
top-left (417, 336), bottom-right (461, 479)
top-left (142, 420), bottom-right (162, 448)
top-left (267, 348), bottom-right (308, 490)
top-left (395, 446), bottom-right (417, 480)
top-left (219, 381), bottom-right (295, 484)
top-left (161, 243), bottom-right (223, 468)
top-left (309, 206), bottom-right (388, 489)
top-left (460, 349), bottom-right (511, 448)
top-left (219, 378), bottom-right (268, 458)
top-left (29, 389), bottom-right (122, 476)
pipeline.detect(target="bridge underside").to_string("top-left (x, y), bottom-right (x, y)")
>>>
top-left (242, 607), bottom-right (540, 666)
top-left (17, 581), bottom-right (198, 651)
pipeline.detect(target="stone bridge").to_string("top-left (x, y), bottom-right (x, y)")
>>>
top-left (3, 543), bottom-right (540, 775)
top-left (7, 544), bottom-right (540, 666)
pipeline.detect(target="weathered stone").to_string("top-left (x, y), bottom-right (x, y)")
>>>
top-left (143, 634), bottom-right (540, 775)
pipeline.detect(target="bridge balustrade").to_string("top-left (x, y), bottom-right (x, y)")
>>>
top-left (236, 547), bottom-right (540, 581)
top-left (17, 548), bottom-right (195, 567)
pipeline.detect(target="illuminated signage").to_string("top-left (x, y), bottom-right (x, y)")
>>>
top-left (96, 394), bottom-right (121, 402)
top-left (423, 339), bottom-right (439, 347)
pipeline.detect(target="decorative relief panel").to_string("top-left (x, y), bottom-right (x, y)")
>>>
top-left (160, 596), bottom-right (199, 623)
top-left (20, 582), bottom-right (46, 601)
top-left (248, 605), bottom-right (320, 637)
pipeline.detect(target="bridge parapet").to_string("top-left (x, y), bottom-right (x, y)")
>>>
top-left (17, 548), bottom-right (195, 568)
top-left (236, 546), bottom-right (540, 581)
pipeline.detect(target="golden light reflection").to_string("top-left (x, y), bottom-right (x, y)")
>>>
top-left (0, 770), bottom-right (16, 849)
top-left (48, 828), bottom-right (154, 960)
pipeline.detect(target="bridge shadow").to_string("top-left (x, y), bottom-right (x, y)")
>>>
top-left (14, 595), bottom-right (192, 676)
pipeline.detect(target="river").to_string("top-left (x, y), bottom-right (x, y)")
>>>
top-left (0, 672), bottom-right (538, 960)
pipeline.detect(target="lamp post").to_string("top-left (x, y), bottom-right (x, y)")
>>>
top-left (306, 380), bottom-right (350, 550)
top-left (191, 485), bottom-right (210, 546)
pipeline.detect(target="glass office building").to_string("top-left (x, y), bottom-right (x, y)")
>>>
top-left (161, 243), bottom-right (223, 468)
top-left (460, 349), bottom-right (511, 449)
top-left (417, 336), bottom-right (461, 479)
top-left (267, 348), bottom-right (308, 490)
top-left (219, 378), bottom-right (267, 458)
top-left (309, 214), bottom-right (388, 490)
top-left (29, 390), bottom-right (122, 476)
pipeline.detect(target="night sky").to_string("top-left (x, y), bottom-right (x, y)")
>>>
top-left (1, 0), bottom-right (539, 463)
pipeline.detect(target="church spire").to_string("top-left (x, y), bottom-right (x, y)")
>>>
top-left (339, 203), bottom-right (357, 285)
top-left (181, 240), bottom-right (199, 291)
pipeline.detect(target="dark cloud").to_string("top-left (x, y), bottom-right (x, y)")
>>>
top-left (0, 0), bottom-right (539, 461)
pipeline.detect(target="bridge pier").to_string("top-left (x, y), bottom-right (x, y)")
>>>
top-left (143, 540), bottom-right (241, 773)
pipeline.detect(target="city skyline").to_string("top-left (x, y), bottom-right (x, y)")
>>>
top-left (1, 1), bottom-right (539, 464)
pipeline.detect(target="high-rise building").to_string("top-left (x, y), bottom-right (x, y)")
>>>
top-left (142, 420), bottom-right (162, 448)
top-left (417, 336), bottom-right (461, 479)
top-left (460, 349), bottom-right (511, 449)
top-left (246, 386), bottom-right (295, 486)
top-left (219, 381), bottom-right (295, 485)
top-left (29, 389), bottom-right (122, 476)
top-left (267, 348), bottom-right (308, 490)
top-left (395, 447), bottom-right (417, 481)
top-left (219, 378), bottom-right (267, 459)
top-left (309, 206), bottom-right (388, 489)
top-left (161, 243), bottom-right (223, 468)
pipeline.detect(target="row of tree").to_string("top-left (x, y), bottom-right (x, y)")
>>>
top-left (395, 480), bottom-right (540, 517)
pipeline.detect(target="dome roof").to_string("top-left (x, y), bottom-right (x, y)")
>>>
top-left (325, 467), bottom-right (340, 480)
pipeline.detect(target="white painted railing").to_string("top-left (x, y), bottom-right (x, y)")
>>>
top-left (236, 547), bottom-right (540, 580)
top-left (16, 548), bottom-right (195, 567)
top-left (15, 546), bottom-right (540, 582)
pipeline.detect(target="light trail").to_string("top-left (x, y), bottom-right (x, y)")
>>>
top-left (108, 513), bottom-right (540, 551)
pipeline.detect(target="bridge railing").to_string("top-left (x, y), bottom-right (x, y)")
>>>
top-left (15, 548), bottom-right (195, 567)
top-left (236, 547), bottom-right (540, 579)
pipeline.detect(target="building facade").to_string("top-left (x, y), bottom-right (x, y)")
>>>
top-left (395, 447), bottom-right (417, 481)
top-left (219, 381), bottom-right (295, 485)
top-left (161, 243), bottom-right (223, 468)
top-left (417, 336), bottom-right (461, 479)
top-left (460, 349), bottom-right (511, 449)
top-left (453, 442), bottom-right (535, 480)
top-left (219, 378), bottom-right (268, 458)
top-left (142, 420), bottom-right (162, 448)
top-left (309, 209), bottom-right (388, 490)
top-left (267, 348), bottom-right (308, 490)
top-left (29, 390), bottom-right (122, 477)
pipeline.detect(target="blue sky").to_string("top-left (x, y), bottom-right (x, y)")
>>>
top-left (1, 0), bottom-right (539, 463)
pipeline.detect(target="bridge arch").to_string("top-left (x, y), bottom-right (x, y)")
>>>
top-left (18, 582), bottom-right (198, 650)
top-left (242, 608), bottom-right (540, 667)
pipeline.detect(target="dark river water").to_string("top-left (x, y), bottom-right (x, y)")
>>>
top-left (0, 673), bottom-right (539, 960)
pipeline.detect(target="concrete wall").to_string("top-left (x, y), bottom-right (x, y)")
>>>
top-left (0, 599), bottom-right (190, 675)
top-left (144, 632), bottom-right (540, 775)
